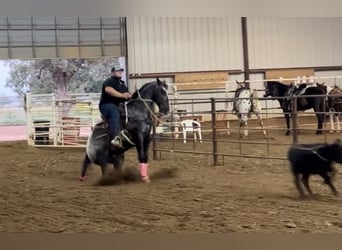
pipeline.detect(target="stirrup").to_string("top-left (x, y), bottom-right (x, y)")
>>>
top-left (111, 136), bottom-right (122, 148)
top-left (120, 130), bottom-right (135, 146)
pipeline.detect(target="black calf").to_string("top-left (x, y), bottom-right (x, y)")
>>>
top-left (287, 139), bottom-right (342, 197)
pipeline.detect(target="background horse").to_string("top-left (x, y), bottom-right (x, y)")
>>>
top-left (233, 81), bottom-right (267, 139)
top-left (80, 78), bottom-right (170, 183)
top-left (264, 81), bottom-right (325, 135)
top-left (316, 82), bottom-right (342, 133)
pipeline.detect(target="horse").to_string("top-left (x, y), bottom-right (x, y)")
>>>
top-left (233, 81), bottom-right (267, 139)
top-left (316, 82), bottom-right (342, 133)
top-left (80, 78), bottom-right (170, 183)
top-left (264, 81), bottom-right (325, 135)
top-left (288, 139), bottom-right (342, 197)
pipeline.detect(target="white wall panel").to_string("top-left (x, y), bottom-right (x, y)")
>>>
top-left (127, 17), bottom-right (243, 74)
top-left (248, 17), bottom-right (342, 69)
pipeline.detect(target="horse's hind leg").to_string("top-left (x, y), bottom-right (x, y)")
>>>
top-left (320, 172), bottom-right (338, 196)
top-left (94, 151), bottom-right (109, 176)
top-left (80, 153), bottom-right (91, 181)
top-left (335, 113), bottom-right (341, 132)
top-left (301, 174), bottom-right (313, 196)
top-left (329, 111), bottom-right (334, 133)
top-left (112, 154), bottom-right (125, 172)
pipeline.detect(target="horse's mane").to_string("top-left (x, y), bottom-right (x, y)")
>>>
top-left (131, 80), bottom-right (168, 99)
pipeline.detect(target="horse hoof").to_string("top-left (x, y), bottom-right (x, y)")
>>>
top-left (79, 176), bottom-right (88, 181)
top-left (142, 176), bottom-right (150, 183)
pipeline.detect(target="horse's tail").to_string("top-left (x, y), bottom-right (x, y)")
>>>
top-left (80, 153), bottom-right (90, 181)
top-left (80, 130), bottom-right (96, 181)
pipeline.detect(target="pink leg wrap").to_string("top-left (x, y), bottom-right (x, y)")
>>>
top-left (140, 163), bottom-right (150, 182)
top-left (79, 176), bottom-right (88, 182)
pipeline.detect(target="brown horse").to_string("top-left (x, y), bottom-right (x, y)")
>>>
top-left (316, 82), bottom-right (342, 133)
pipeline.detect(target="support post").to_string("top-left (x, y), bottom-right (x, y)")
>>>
top-left (291, 96), bottom-right (298, 144)
top-left (241, 17), bottom-right (250, 86)
top-left (211, 98), bottom-right (218, 166)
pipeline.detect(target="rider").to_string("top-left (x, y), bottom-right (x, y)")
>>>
top-left (99, 65), bottom-right (131, 148)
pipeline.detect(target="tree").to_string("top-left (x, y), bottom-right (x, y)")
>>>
top-left (5, 57), bottom-right (120, 115)
top-left (5, 57), bottom-right (120, 97)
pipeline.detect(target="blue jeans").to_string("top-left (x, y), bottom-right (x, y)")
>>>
top-left (99, 103), bottom-right (120, 138)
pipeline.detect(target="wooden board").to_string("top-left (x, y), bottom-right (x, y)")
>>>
top-left (179, 115), bottom-right (203, 122)
top-left (174, 72), bottom-right (228, 91)
top-left (265, 69), bottom-right (315, 85)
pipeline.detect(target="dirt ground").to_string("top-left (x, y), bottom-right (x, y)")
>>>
top-left (0, 117), bottom-right (341, 233)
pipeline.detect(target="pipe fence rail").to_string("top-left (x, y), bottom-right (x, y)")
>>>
top-left (152, 94), bottom-right (342, 165)
top-left (2, 75), bottom-right (341, 166)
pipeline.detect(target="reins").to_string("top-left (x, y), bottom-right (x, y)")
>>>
top-left (136, 87), bottom-right (165, 125)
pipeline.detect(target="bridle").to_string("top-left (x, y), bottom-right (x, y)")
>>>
top-left (136, 84), bottom-right (167, 125)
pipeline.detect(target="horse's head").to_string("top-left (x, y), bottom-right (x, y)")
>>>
top-left (151, 78), bottom-right (170, 115)
top-left (328, 85), bottom-right (342, 107)
top-left (330, 85), bottom-right (342, 95)
top-left (316, 82), bottom-right (327, 94)
top-left (235, 80), bottom-right (247, 89)
top-left (133, 79), bottom-right (170, 116)
top-left (264, 81), bottom-right (282, 98)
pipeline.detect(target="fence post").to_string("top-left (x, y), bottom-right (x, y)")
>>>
top-left (25, 93), bottom-right (33, 146)
top-left (211, 98), bottom-right (218, 166)
top-left (152, 124), bottom-right (158, 160)
top-left (291, 95), bottom-right (298, 144)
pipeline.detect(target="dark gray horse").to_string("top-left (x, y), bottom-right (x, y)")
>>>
top-left (80, 78), bottom-right (170, 183)
top-left (264, 81), bottom-right (325, 135)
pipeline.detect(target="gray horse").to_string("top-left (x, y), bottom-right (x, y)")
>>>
top-left (80, 78), bottom-right (170, 183)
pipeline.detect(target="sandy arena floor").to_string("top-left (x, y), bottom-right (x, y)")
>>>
top-left (0, 117), bottom-right (341, 232)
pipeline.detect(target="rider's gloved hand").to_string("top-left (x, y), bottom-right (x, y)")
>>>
top-left (121, 92), bottom-right (132, 100)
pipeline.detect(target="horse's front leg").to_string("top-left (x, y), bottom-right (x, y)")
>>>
top-left (135, 135), bottom-right (151, 183)
top-left (239, 114), bottom-right (248, 139)
top-left (314, 102), bottom-right (324, 134)
top-left (254, 112), bottom-right (267, 138)
top-left (284, 112), bottom-right (291, 136)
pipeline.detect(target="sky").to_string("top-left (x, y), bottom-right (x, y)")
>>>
top-left (0, 61), bottom-right (16, 96)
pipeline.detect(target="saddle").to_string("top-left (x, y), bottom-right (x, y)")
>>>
top-left (285, 84), bottom-right (308, 109)
top-left (94, 103), bottom-right (127, 129)
top-left (94, 102), bottom-right (135, 146)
